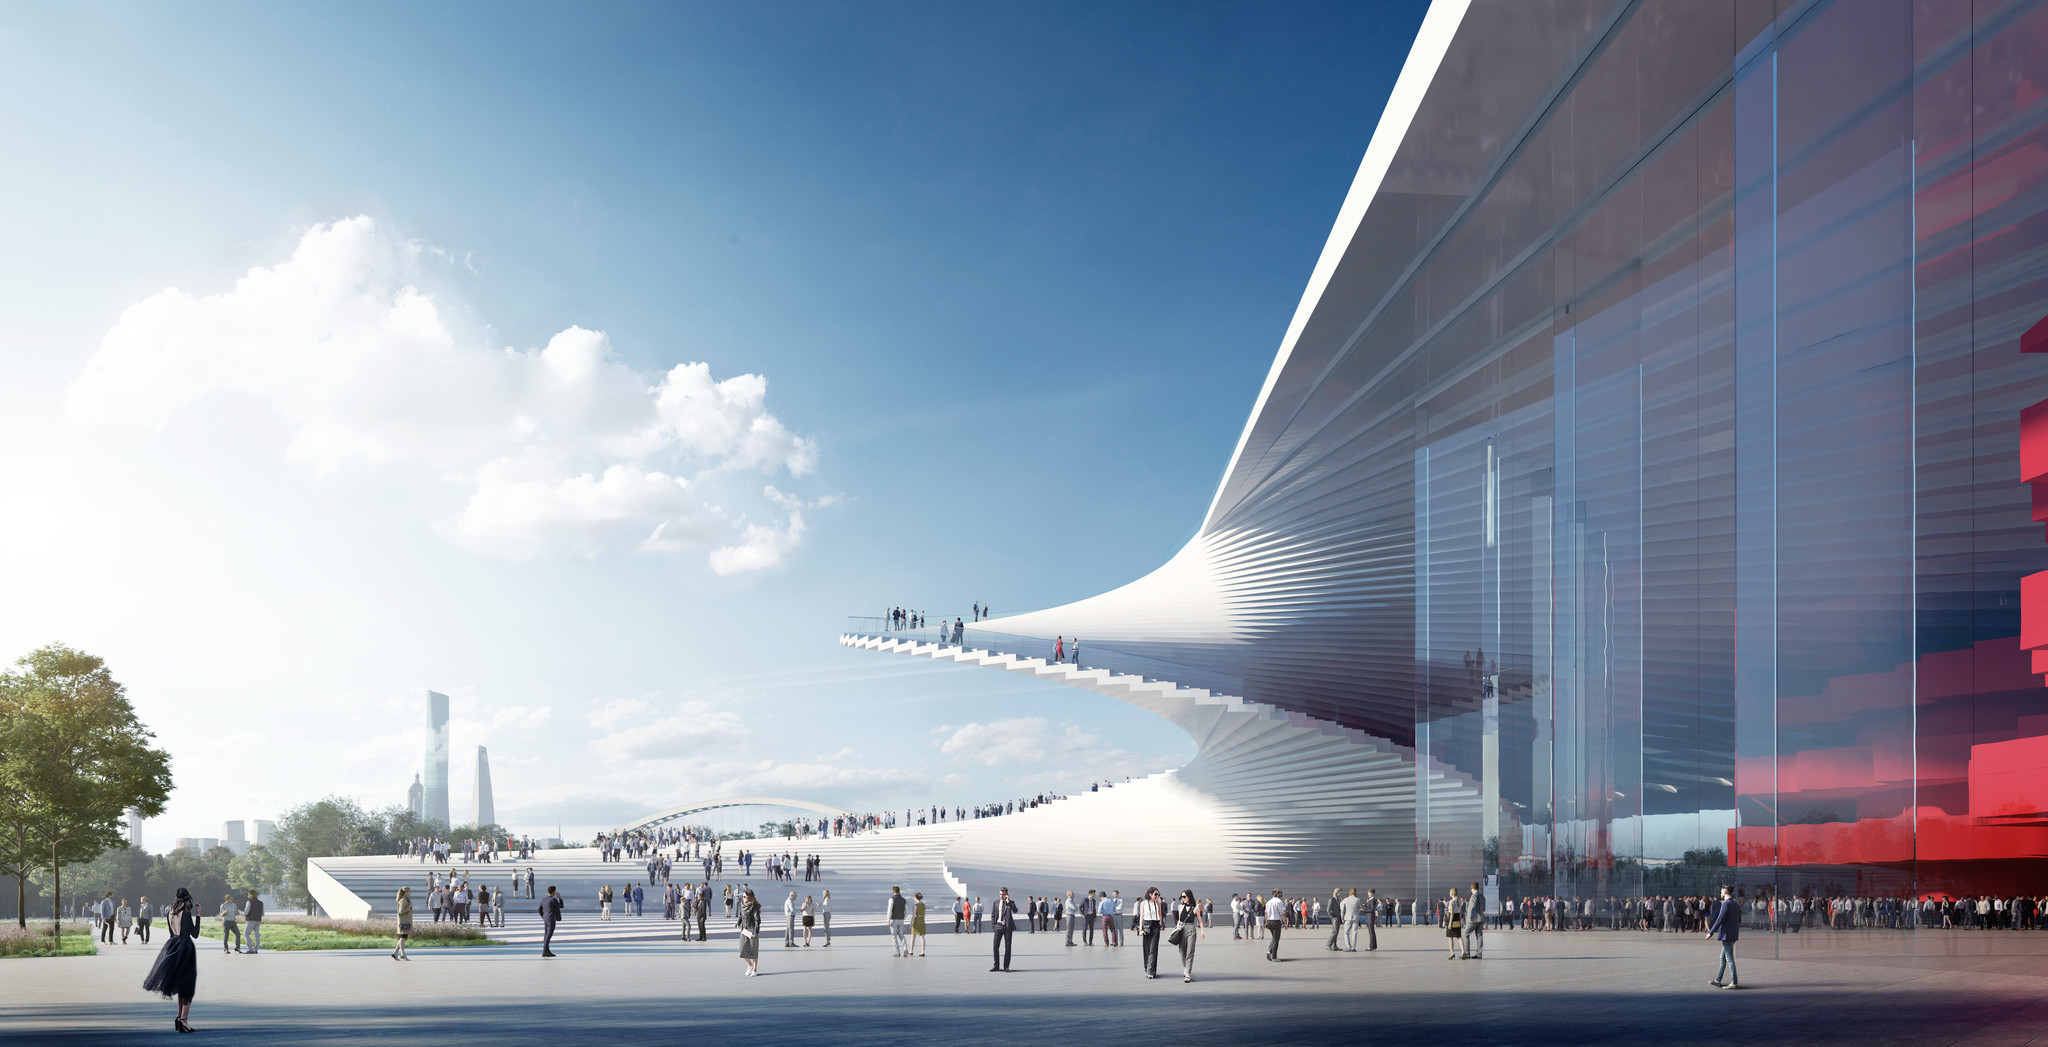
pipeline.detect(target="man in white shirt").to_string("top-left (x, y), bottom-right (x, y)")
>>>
top-left (1264, 890), bottom-right (1287, 961)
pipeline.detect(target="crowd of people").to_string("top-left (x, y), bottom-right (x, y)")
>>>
top-left (415, 867), bottom-right (527, 928)
top-left (396, 834), bottom-right (542, 863)
top-left (133, 861), bottom-right (2048, 1033)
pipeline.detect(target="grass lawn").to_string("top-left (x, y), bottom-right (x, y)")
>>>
top-left (1, 923), bottom-right (98, 958)
top-left (196, 921), bottom-right (496, 951)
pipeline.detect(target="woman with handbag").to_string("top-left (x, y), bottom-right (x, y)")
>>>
top-left (1445, 887), bottom-right (1464, 959)
top-left (737, 888), bottom-right (761, 976)
top-left (1172, 890), bottom-right (1201, 982)
top-left (141, 887), bottom-right (201, 1033)
top-left (393, 886), bottom-right (413, 961)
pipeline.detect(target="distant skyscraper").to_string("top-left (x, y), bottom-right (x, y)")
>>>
top-left (423, 690), bottom-right (450, 825)
top-left (251, 820), bottom-right (275, 848)
top-left (472, 746), bottom-right (494, 828)
top-left (126, 809), bottom-right (143, 848)
top-left (407, 772), bottom-right (424, 820)
top-left (222, 820), bottom-right (248, 855)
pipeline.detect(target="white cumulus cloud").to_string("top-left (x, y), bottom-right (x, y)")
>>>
top-left (935, 718), bottom-right (1099, 766)
top-left (66, 215), bottom-right (824, 572)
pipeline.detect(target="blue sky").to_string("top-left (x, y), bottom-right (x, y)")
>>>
top-left (0, 0), bottom-right (1427, 845)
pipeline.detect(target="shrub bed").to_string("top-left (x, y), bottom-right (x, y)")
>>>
top-left (0, 921), bottom-right (98, 958)
top-left (197, 912), bottom-right (494, 950)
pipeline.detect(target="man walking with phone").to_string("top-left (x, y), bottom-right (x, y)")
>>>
top-left (989, 887), bottom-right (1018, 971)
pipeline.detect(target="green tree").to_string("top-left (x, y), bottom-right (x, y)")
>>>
top-left (0, 645), bottom-right (173, 931)
top-left (31, 843), bottom-right (153, 915)
top-left (149, 845), bottom-right (235, 914)
top-left (227, 844), bottom-right (283, 897)
top-left (269, 796), bottom-right (381, 912)
top-left (377, 805), bottom-right (444, 846)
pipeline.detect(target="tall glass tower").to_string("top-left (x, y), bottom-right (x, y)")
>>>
top-left (423, 690), bottom-right (450, 825)
top-left (472, 746), bottom-right (494, 828)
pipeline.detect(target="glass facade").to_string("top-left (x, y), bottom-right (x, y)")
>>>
top-left (1252, 0), bottom-right (2048, 900)
top-left (920, 0), bottom-right (2048, 904)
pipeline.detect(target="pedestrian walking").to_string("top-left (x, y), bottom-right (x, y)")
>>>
top-left (911, 892), bottom-right (928, 956)
top-left (218, 894), bottom-right (243, 953)
top-left (1264, 889), bottom-right (1286, 961)
top-left (820, 890), bottom-right (831, 946)
top-left (393, 886), bottom-right (414, 961)
top-left (1706, 885), bottom-right (1742, 989)
top-left (1173, 889), bottom-right (1201, 982)
top-left (1463, 882), bottom-right (1485, 958)
top-left (1136, 887), bottom-right (1165, 978)
top-left (115, 899), bottom-right (133, 945)
top-left (140, 887), bottom-right (201, 1034)
top-left (888, 886), bottom-right (911, 956)
top-left (136, 897), bottom-right (152, 945)
top-left (243, 890), bottom-right (264, 954)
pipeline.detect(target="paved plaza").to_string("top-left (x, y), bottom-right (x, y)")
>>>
top-left (7, 926), bottom-right (2048, 1046)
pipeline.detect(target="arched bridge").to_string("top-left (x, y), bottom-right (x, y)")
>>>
top-left (617, 796), bottom-right (846, 834)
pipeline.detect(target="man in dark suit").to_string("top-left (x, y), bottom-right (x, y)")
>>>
top-left (1463, 881), bottom-right (1486, 958)
top-left (540, 885), bottom-right (564, 957)
top-left (1325, 888), bottom-right (1345, 950)
top-left (989, 887), bottom-right (1018, 971)
top-left (696, 883), bottom-right (711, 941)
top-left (1705, 885), bottom-right (1741, 988)
top-left (1362, 888), bottom-right (1380, 951)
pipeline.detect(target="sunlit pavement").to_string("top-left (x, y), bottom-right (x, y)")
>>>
top-left (7, 925), bottom-right (2048, 1045)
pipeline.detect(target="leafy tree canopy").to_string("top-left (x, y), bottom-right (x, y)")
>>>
top-left (0, 644), bottom-right (172, 929)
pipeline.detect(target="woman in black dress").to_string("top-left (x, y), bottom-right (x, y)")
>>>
top-left (737, 888), bottom-right (761, 976)
top-left (141, 886), bottom-right (200, 1033)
